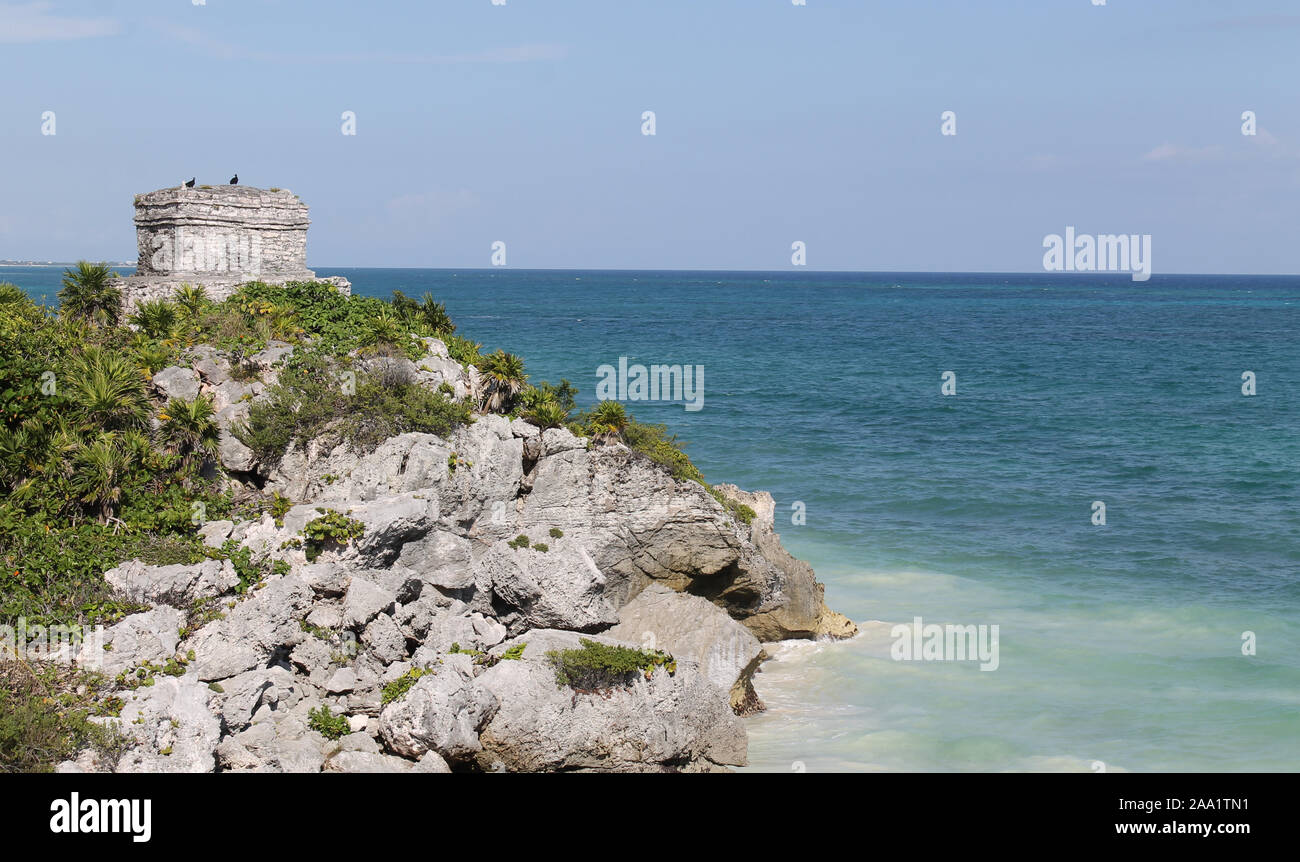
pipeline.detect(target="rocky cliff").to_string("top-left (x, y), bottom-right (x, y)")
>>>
top-left (59, 337), bottom-right (856, 773)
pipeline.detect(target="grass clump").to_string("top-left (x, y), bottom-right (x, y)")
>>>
top-left (546, 638), bottom-right (676, 691)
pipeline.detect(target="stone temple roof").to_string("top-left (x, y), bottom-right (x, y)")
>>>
top-left (134, 185), bottom-right (310, 230)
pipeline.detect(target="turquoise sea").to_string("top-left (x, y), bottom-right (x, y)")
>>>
top-left (10, 266), bottom-right (1299, 772)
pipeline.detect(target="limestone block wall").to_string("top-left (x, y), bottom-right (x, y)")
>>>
top-left (134, 185), bottom-right (312, 278)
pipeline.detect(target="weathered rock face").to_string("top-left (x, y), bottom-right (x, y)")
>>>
top-left (114, 185), bottom-right (350, 310)
top-left (473, 630), bottom-right (747, 772)
top-left (56, 335), bottom-right (856, 774)
top-left (606, 583), bottom-right (765, 715)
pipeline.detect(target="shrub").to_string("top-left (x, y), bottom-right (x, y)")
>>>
top-left (548, 528), bottom-right (563, 539)
top-left (301, 509), bottom-right (364, 561)
top-left (130, 299), bottom-right (179, 340)
top-left (443, 334), bottom-right (484, 368)
top-left (0, 660), bottom-right (126, 772)
top-left (307, 705), bottom-right (349, 740)
top-left (506, 534), bottom-right (529, 550)
top-left (546, 638), bottom-right (676, 690)
top-left (584, 400), bottom-right (629, 443)
top-left (235, 353), bottom-right (471, 467)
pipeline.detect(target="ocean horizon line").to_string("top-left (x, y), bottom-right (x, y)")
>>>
top-left (5, 264), bottom-right (1300, 280)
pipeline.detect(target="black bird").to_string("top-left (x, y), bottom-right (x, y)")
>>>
top-left (229, 174), bottom-right (238, 185)
top-left (184, 177), bottom-right (195, 188)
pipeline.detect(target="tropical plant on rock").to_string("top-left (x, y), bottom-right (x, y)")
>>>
top-left (64, 348), bottom-right (152, 433)
top-left (156, 396), bottom-right (221, 473)
top-left (586, 400), bottom-right (629, 444)
top-left (58, 262), bottom-right (121, 328)
top-left (129, 299), bottom-right (179, 340)
top-left (478, 350), bottom-right (528, 414)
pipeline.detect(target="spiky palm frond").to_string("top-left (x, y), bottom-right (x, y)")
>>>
top-left (587, 400), bottom-right (629, 443)
top-left (478, 350), bottom-right (528, 413)
top-left (65, 348), bottom-right (152, 432)
top-left (58, 261), bottom-right (121, 327)
top-left (156, 395), bottom-right (220, 470)
top-left (130, 299), bottom-right (180, 340)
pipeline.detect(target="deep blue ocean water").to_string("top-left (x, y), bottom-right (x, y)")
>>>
top-left (9, 266), bottom-right (1299, 772)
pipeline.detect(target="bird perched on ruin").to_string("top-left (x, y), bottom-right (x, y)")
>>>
top-left (184, 177), bottom-right (195, 188)
top-left (229, 174), bottom-right (238, 185)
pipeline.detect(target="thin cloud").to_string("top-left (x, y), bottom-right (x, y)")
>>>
top-left (147, 19), bottom-right (565, 65)
top-left (1206, 15), bottom-right (1300, 31)
top-left (1142, 143), bottom-right (1224, 163)
top-left (0, 1), bottom-right (119, 43)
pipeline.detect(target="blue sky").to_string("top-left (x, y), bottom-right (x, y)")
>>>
top-left (2, 0), bottom-right (1298, 273)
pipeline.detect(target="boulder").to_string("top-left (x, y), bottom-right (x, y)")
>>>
top-left (342, 578), bottom-right (396, 629)
top-left (78, 607), bottom-right (183, 677)
top-left (378, 656), bottom-right (498, 762)
top-left (216, 664), bottom-right (305, 733)
top-left (476, 539), bottom-right (619, 633)
top-left (474, 629), bottom-right (746, 772)
top-left (216, 711), bottom-right (327, 773)
top-left (152, 365), bottom-right (201, 401)
top-left (103, 558), bottom-right (238, 608)
top-left (114, 677), bottom-right (221, 773)
top-left (606, 583), bottom-right (764, 714)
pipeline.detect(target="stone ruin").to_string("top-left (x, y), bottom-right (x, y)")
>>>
top-left (115, 184), bottom-right (349, 310)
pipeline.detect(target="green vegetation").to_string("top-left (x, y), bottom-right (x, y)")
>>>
top-left (533, 543), bottom-right (549, 553)
top-left (546, 639), bottom-right (676, 690)
top-left (300, 509), bottom-right (364, 562)
top-left (307, 705), bottom-right (349, 740)
top-left (478, 350), bottom-right (528, 413)
top-left (506, 534), bottom-right (530, 550)
top-left (381, 667), bottom-right (435, 705)
top-left (548, 527), bottom-right (563, 539)
top-left (58, 262), bottom-right (121, 328)
top-left (449, 641), bottom-right (525, 668)
top-left (234, 352), bottom-right (471, 468)
top-left (221, 540), bottom-right (286, 594)
top-left (0, 660), bottom-right (127, 773)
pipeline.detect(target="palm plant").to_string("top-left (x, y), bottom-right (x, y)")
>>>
top-left (130, 299), bottom-right (180, 340)
top-left (58, 261), bottom-right (121, 327)
top-left (0, 282), bottom-right (31, 305)
top-left (65, 348), bottom-right (152, 432)
top-left (586, 400), bottom-right (629, 444)
top-left (173, 283), bottom-right (209, 320)
top-left (524, 398), bottom-right (569, 430)
top-left (362, 306), bottom-right (408, 347)
top-left (131, 336), bottom-right (176, 376)
top-left (156, 395), bottom-right (221, 472)
top-left (478, 350), bottom-right (528, 413)
top-left (68, 431), bottom-right (138, 523)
